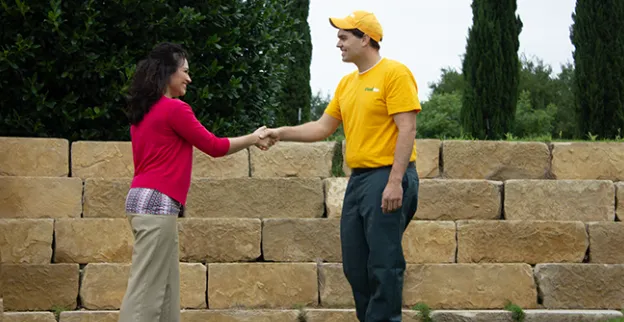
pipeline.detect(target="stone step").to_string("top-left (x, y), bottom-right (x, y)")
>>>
top-left (2, 176), bottom-right (622, 222)
top-left (0, 309), bottom-right (608, 322)
top-left (4, 263), bottom-right (624, 312)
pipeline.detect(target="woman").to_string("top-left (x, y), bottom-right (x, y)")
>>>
top-left (118, 42), bottom-right (272, 322)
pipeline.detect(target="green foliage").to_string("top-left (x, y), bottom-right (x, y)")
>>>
top-left (504, 301), bottom-right (525, 322)
top-left (0, 0), bottom-right (299, 141)
top-left (411, 302), bottom-right (432, 322)
top-left (570, 0), bottom-right (624, 140)
top-left (310, 90), bottom-right (332, 120)
top-left (512, 90), bottom-right (557, 138)
top-left (416, 92), bottom-right (462, 139)
top-left (461, 0), bottom-right (523, 140)
top-left (277, 0), bottom-right (313, 125)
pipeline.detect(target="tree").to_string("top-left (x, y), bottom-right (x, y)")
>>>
top-left (277, 0), bottom-right (313, 125)
top-left (461, 0), bottom-right (523, 140)
top-left (570, 0), bottom-right (624, 139)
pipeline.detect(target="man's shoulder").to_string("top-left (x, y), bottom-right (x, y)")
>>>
top-left (380, 58), bottom-right (414, 76)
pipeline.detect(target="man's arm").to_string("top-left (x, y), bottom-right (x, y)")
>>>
top-left (269, 113), bottom-right (341, 142)
top-left (381, 110), bottom-right (417, 213)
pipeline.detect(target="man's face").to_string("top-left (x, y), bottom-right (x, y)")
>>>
top-left (336, 29), bottom-right (363, 63)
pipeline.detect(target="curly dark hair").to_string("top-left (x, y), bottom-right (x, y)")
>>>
top-left (125, 42), bottom-right (188, 125)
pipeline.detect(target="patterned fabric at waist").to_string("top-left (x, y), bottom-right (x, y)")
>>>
top-left (125, 187), bottom-right (182, 216)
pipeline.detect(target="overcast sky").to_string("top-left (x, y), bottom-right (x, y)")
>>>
top-left (308, 0), bottom-right (577, 101)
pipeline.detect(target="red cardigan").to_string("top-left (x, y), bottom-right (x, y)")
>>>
top-left (129, 96), bottom-right (230, 205)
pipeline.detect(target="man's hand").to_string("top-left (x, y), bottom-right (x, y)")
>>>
top-left (254, 126), bottom-right (279, 151)
top-left (381, 181), bottom-right (403, 213)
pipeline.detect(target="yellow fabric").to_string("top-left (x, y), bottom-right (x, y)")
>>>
top-left (325, 58), bottom-right (422, 169)
top-left (329, 10), bottom-right (383, 43)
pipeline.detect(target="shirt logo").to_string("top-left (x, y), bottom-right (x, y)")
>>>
top-left (364, 87), bottom-right (380, 92)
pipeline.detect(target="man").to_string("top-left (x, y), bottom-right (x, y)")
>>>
top-left (264, 10), bottom-right (421, 322)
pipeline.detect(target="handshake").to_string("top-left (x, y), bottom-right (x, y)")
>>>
top-left (252, 126), bottom-right (280, 151)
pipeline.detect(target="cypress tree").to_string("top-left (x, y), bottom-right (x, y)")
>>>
top-left (461, 0), bottom-right (523, 140)
top-left (278, 0), bottom-right (313, 125)
top-left (571, 0), bottom-right (624, 139)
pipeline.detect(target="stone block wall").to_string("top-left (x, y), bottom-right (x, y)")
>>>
top-left (1, 137), bottom-right (624, 321)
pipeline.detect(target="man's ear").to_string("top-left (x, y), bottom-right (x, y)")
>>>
top-left (361, 34), bottom-right (371, 47)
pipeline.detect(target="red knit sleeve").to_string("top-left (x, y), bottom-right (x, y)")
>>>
top-left (168, 100), bottom-right (230, 157)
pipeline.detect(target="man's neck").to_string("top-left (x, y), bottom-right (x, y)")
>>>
top-left (355, 52), bottom-right (382, 73)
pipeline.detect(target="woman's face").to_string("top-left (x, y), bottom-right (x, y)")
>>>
top-left (165, 58), bottom-right (191, 98)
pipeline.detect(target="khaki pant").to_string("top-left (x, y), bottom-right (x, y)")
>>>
top-left (119, 213), bottom-right (180, 322)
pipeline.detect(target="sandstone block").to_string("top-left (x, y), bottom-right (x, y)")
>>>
top-left (262, 219), bottom-right (341, 262)
top-left (0, 264), bottom-right (79, 311)
top-left (505, 180), bottom-right (615, 221)
top-left (403, 264), bottom-right (537, 309)
top-left (342, 139), bottom-right (441, 179)
top-left (457, 220), bottom-right (588, 264)
top-left (417, 180), bottom-right (502, 220)
top-left (185, 178), bottom-right (324, 218)
top-left (0, 177), bottom-right (82, 219)
top-left (54, 219), bottom-right (133, 263)
top-left (0, 137), bottom-right (69, 177)
top-left (80, 263), bottom-right (206, 309)
top-left (535, 264), bottom-right (624, 309)
top-left (342, 140), bottom-right (350, 177)
top-left (0, 299), bottom-right (3, 322)
top-left (429, 310), bottom-right (512, 322)
top-left (324, 178), bottom-right (348, 218)
top-left (193, 147), bottom-right (249, 178)
top-left (304, 309), bottom-right (421, 322)
top-left (552, 142), bottom-right (624, 180)
top-left (3, 312), bottom-right (56, 322)
top-left (181, 310), bottom-right (299, 322)
top-left (403, 221), bottom-right (456, 263)
top-left (617, 182), bottom-right (624, 221)
top-left (0, 219), bottom-right (53, 264)
top-left (83, 178), bottom-right (130, 218)
top-left (319, 264), bottom-right (353, 307)
top-left (588, 222), bottom-right (624, 263)
top-left (207, 263), bottom-right (318, 309)
top-left (60, 311), bottom-right (119, 322)
top-left (524, 309), bottom-right (624, 321)
top-left (71, 141), bottom-right (133, 178)
top-left (178, 218), bottom-right (261, 262)
top-left (442, 141), bottom-right (550, 180)
top-left (250, 141), bottom-right (336, 178)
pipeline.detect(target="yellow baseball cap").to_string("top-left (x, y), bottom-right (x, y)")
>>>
top-left (329, 10), bottom-right (383, 43)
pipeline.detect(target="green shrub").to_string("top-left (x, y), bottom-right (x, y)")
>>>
top-left (0, 0), bottom-right (299, 141)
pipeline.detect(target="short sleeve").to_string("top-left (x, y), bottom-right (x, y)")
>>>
top-left (385, 67), bottom-right (422, 115)
top-left (324, 95), bottom-right (342, 121)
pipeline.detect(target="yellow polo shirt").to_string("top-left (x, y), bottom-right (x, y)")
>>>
top-left (324, 58), bottom-right (422, 169)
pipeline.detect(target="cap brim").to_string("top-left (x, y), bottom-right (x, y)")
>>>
top-left (329, 17), bottom-right (355, 30)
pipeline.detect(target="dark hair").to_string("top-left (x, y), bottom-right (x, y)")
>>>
top-left (346, 29), bottom-right (381, 50)
top-left (125, 42), bottom-right (188, 125)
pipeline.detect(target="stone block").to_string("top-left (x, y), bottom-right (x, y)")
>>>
top-left (403, 221), bottom-right (456, 263)
top-left (0, 177), bottom-right (82, 219)
top-left (617, 182), bottom-right (624, 221)
top-left (250, 142), bottom-right (336, 178)
top-left (185, 178), bottom-right (324, 218)
top-left (588, 222), bottom-right (624, 263)
top-left (71, 141), bottom-right (133, 178)
top-left (429, 310), bottom-right (512, 321)
top-left (207, 263), bottom-right (318, 309)
top-left (54, 219), bottom-right (133, 263)
top-left (535, 264), bottom-right (624, 309)
top-left (0, 264), bottom-right (79, 311)
top-left (3, 312), bottom-right (57, 322)
top-left (178, 218), bottom-right (261, 262)
top-left (193, 147), bottom-right (249, 178)
top-left (441, 141), bottom-right (550, 180)
top-left (324, 178), bottom-right (348, 218)
top-left (262, 219), bottom-right (341, 262)
top-left (403, 264), bottom-right (537, 309)
top-left (457, 220), bottom-right (588, 264)
top-left (80, 263), bottom-right (206, 309)
top-left (504, 180), bottom-right (615, 221)
top-left (552, 142), bottom-right (624, 181)
top-left (83, 178), bottom-right (130, 218)
top-left (180, 310), bottom-right (299, 322)
top-left (0, 137), bottom-right (69, 177)
top-left (59, 311), bottom-right (119, 322)
top-left (0, 219), bottom-right (53, 264)
top-left (319, 264), bottom-right (353, 308)
top-left (524, 309), bottom-right (624, 321)
top-left (416, 180), bottom-right (502, 220)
